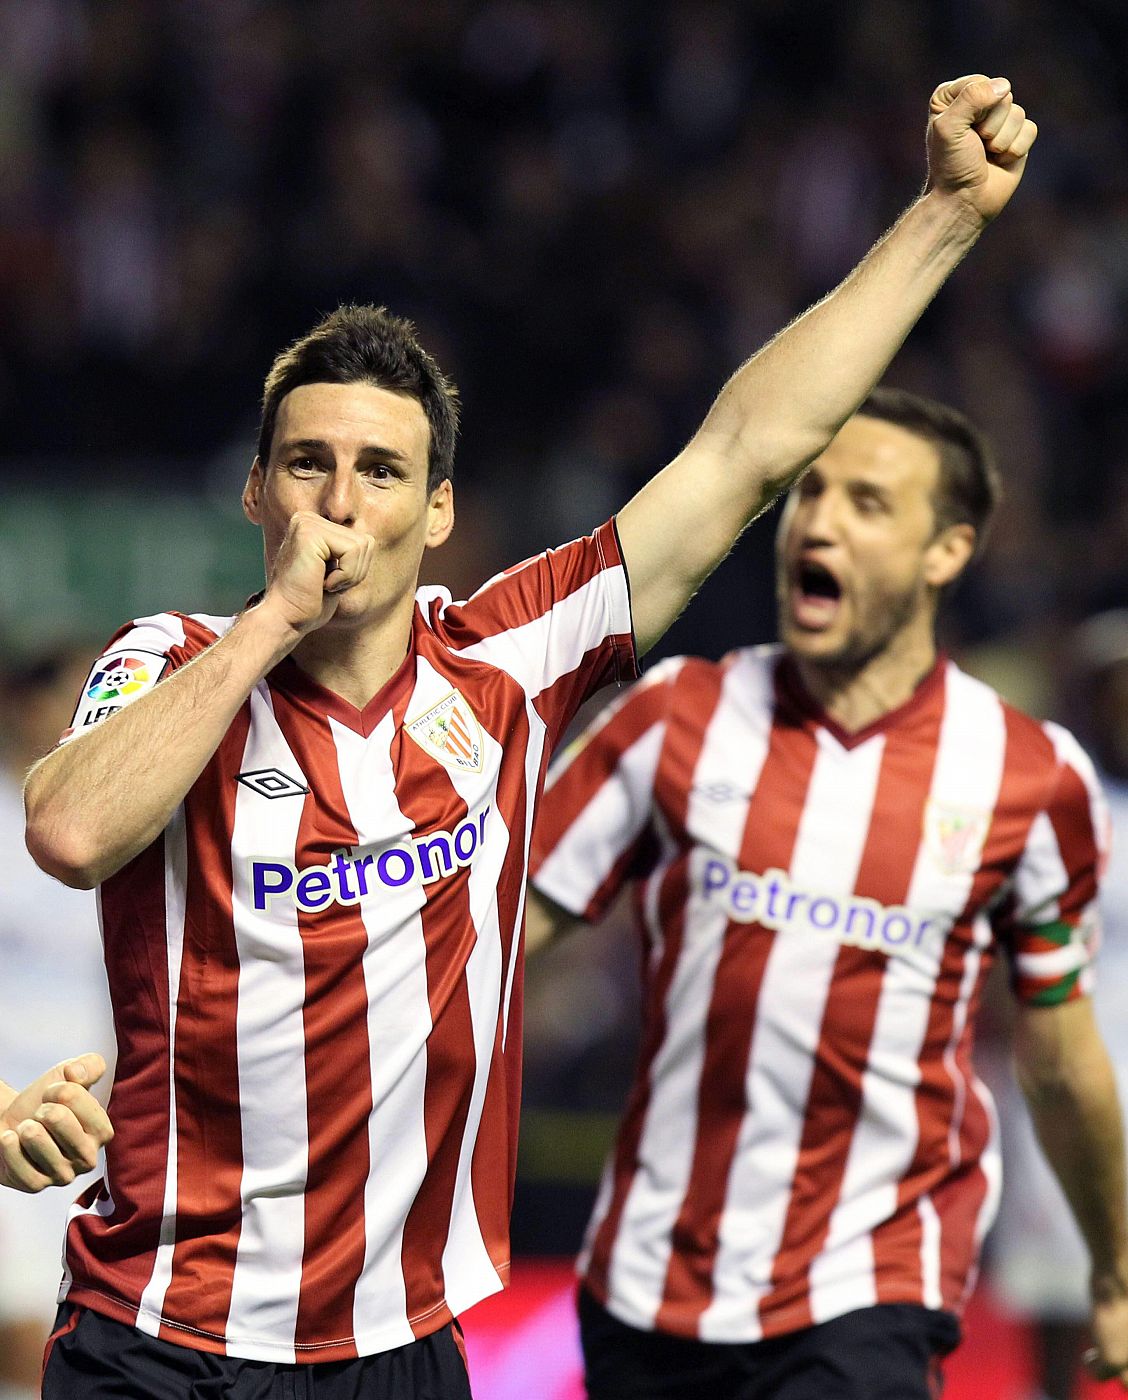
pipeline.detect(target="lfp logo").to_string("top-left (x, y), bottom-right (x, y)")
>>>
top-left (87, 655), bottom-right (154, 701)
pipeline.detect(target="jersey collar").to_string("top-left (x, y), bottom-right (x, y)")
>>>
top-left (774, 650), bottom-right (948, 751)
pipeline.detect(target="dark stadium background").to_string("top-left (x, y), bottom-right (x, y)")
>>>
top-left (1, 2), bottom-right (1126, 1395)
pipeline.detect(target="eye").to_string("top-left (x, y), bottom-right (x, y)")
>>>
top-left (362, 463), bottom-right (396, 483)
top-left (288, 456), bottom-right (321, 474)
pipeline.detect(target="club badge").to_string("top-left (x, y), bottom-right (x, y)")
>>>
top-left (405, 690), bottom-right (484, 774)
top-left (924, 800), bottom-right (992, 876)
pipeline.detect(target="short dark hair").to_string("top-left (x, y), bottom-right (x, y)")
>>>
top-left (856, 387), bottom-right (1001, 551)
top-left (257, 304), bottom-right (460, 491)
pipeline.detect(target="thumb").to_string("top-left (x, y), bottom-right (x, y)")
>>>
top-left (931, 73), bottom-right (1010, 126)
top-left (62, 1053), bottom-right (106, 1088)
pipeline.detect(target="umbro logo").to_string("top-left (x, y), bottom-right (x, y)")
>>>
top-left (692, 781), bottom-right (754, 804)
top-left (236, 768), bottom-right (310, 800)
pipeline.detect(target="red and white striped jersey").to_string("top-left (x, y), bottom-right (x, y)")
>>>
top-left (56, 520), bottom-right (636, 1364)
top-left (531, 645), bottom-right (1107, 1343)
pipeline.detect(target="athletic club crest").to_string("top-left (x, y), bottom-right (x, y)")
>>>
top-left (405, 690), bottom-right (484, 774)
top-left (924, 800), bottom-right (991, 876)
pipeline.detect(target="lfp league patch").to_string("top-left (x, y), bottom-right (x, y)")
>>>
top-left (405, 689), bottom-right (484, 774)
top-left (64, 649), bottom-right (169, 739)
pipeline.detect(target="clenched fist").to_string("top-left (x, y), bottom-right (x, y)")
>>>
top-left (926, 74), bottom-right (1038, 224)
top-left (263, 511), bottom-right (377, 636)
top-left (0, 1054), bottom-right (113, 1193)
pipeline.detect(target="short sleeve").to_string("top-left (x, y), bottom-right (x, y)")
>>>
top-left (993, 723), bottom-right (1109, 1006)
top-left (59, 611), bottom-right (221, 745)
top-left (423, 518), bottom-right (638, 746)
top-left (531, 658), bottom-right (683, 921)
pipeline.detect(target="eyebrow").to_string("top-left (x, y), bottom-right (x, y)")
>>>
top-left (275, 438), bottom-right (411, 464)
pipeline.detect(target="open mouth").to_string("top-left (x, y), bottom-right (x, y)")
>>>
top-left (789, 559), bottom-right (843, 629)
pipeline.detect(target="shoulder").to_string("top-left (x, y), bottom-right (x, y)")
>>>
top-left (946, 661), bottom-right (1101, 812)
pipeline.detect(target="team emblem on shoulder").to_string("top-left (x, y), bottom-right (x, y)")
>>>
top-left (405, 690), bottom-right (484, 774)
top-left (923, 800), bottom-right (991, 876)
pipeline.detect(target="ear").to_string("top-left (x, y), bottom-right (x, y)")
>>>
top-left (424, 479), bottom-right (455, 551)
top-left (243, 458), bottom-right (265, 525)
top-left (923, 522), bottom-right (976, 589)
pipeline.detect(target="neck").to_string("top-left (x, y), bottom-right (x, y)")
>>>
top-left (792, 626), bottom-right (938, 734)
top-left (290, 597), bottom-right (416, 709)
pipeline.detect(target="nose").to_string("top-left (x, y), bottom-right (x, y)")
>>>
top-left (799, 485), bottom-right (843, 545)
top-left (320, 466), bottom-right (359, 526)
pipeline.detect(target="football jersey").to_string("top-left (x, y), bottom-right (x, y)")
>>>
top-left (56, 520), bottom-right (636, 1364)
top-left (531, 645), bottom-right (1106, 1343)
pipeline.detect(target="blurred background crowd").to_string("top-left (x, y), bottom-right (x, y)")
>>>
top-left (1, 2), bottom-right (1126, 1398)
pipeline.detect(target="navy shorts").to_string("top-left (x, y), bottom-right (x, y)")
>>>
top-left (42, 1302), bottom-right (474, 1399)
top-left (578, 1286), bottom-right (960, 1400)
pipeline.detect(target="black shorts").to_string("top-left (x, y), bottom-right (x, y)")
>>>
top-left (578, 1286), bottom-right (960, 1400)
top-left (41, 1302), bottom-right (474, 1399)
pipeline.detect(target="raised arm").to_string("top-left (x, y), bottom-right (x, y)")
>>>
top-left (24, 512), bottom-right (373, 888)
top-left (0, 1054), bottom-right (113, 1193)
top-left (1013, 999), bottom-right (1128, 1386)
top-left (617, 74), bottom-right (1037, 653)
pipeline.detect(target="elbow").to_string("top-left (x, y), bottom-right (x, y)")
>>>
top-left (24, 783), bottom-right (106, 889)
top-left (24, 822), bottom-right (104, 889)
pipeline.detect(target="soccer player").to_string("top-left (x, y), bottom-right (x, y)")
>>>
top-left (25, 77), bottom-right (1035, 1397)
top-left (527, 389), bottom-right (1128, 1398)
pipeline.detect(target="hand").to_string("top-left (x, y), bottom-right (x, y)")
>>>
top-left (1086, 1273), bottom-right (1128, 1388)
top-left (0, 1053), bottom-right (114, 1192)
top-left (926, 74), bottom-right (1038, 225)
top-left (262, 511), bottom-right (376, 635)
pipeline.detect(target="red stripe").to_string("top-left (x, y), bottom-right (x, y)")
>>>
top-left (1046, 756), bottom-right (1100, 918)
top-left (871, 704), bottom-right (1054, 1308)
top-left (63, 839), bottom-right (172, 1319)
top-left (158, 706), bottom-right (250, 1344)
top-left (265, 688), bottom-right (372, 1353)
top-left (757, 678), bottom-right (946, 1332)
top-left (532, 670), bottom-right (675, 920)
top-left (41, 1303), bottom-right (82, 1383)
top-left (468, 679), bottom-right (535, 1283)
top-left (655, 709), bottom-right (818, 1336)
top-left (584, 660), bottom-right (725, 1304)
top-left (396, 713), bottom-right (479, 1335)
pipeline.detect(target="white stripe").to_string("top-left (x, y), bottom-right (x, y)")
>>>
top-left (601, 655), bottom-right (774, 1332)
top-left (457, 569), bottom-right (631, 701)
top-left (1014, 941), bottom-right (1091, 980)
top-left (535, 722), bottom-right (665, 917)
top-left (1010, 810), bottom-right (1069, 925)
top-left (810, 665), bottom-right (1006, 1323)
top-left (332, 711), bottom-right (432, 1354)
top-left (133, 805), bottom-right (188, 1333)
top-left (710, 726), bottom-right (885, 1339)
top-left (918, 1194), bottom-right (943, 1308)
top-left (223, 689), bottom-right (310, 1361)
top-left (408, 657), bottom-right (508, 1314)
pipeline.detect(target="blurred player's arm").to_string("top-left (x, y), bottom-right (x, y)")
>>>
top-left (25, 512), bottom-right (374, 888)
top-left (617, 75), bottom-right (1036, 653)
top-left (525, 887), bottom-right (583, 955)
top-left (0, 1053), bottom-right (113, 1193)
top-left (1014, 999), bottom-right (1128, 1386)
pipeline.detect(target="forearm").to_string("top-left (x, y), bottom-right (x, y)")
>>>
top-left (619, 190), bottom-right (988, 651)
top-left (1018, 1018), bottom-right (1128, 1283)
top-left (25, 600), bottom-right (301, 887)
top-left (696, 190), bottom-right (983, 503)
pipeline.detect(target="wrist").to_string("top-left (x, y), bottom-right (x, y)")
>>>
top-left (917, 185), bottom-right (992, 242)
top-left (236, 594), bottom-right (309, 663)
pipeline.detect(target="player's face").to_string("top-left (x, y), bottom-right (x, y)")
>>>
top-left (245, 380), bottom-right (453, 626)
top-left (776, 415), bottom-right (970, 669)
